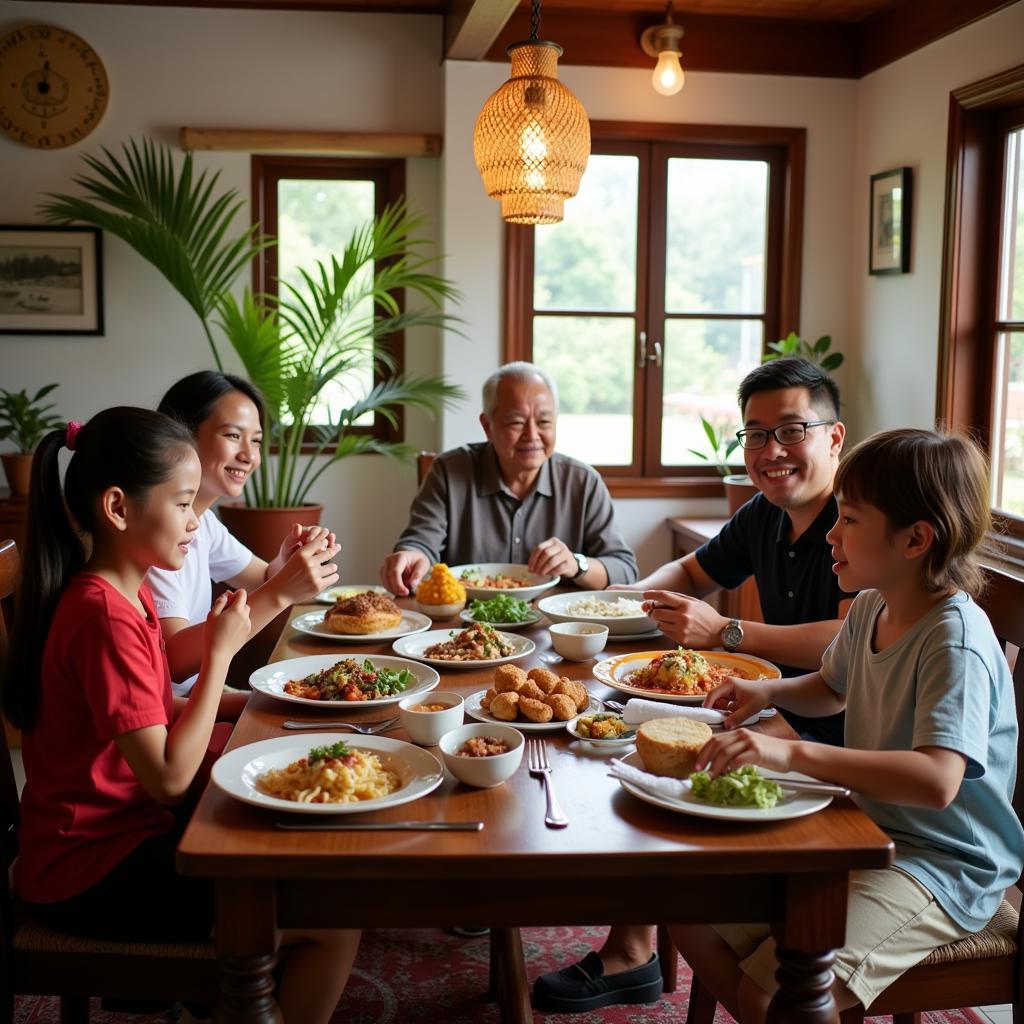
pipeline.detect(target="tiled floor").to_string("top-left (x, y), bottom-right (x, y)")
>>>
top-left (8, 747), bottom-right (1015, 1022)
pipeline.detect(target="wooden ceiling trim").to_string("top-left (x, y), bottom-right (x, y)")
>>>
top-left (486, 10), bottom-right (860, 78)
top-left (445, 0), bottom-right (518, 59)
top-left (180, 127), bottom-right (442, 156)
top-left (858, 0), bottom-right (1022, 76)
top-left (51, 0), bottom-right (444, 10)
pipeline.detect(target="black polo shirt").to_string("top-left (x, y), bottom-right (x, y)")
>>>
top-left (694, 493), bottom-right (853, 745)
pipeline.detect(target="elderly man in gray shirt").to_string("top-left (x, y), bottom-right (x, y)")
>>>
top-left (380, 362), bottom-right (638, 595)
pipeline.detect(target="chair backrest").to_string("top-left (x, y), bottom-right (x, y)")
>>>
top-left (417, 451), bottom-right (437, 486)
top-left (0, 539), bottom-right (20, 871)
top-left (977, 566), bottom-right (1024, 826)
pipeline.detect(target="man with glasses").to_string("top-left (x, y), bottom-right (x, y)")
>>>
top-left (532, 357), bottom-right (853, 1015)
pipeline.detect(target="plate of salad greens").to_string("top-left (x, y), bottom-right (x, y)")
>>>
top-left (459, 594), bottom-right (542, 631)
top-left (615, 754), bottom-right (833, 821)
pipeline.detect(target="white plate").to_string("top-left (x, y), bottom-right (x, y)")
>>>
top-left (291, 609), bottom-right (432, 643)
top-left (606, 629), bottom-right (663, 643)
top-left (592, 649), bottom-right (781, 704)
top-left (459, 607), bottom-right (542, 631)
top-left (464, 689), bottom-right (605, 732)
top-left (391, 629), bottom-right (536, 668)
top-left (537, 590), bottom-right (656, 636)
top-left (616, 752), bottom-right (832, 822)
top-left (449, 563), bottom-right (559, 602)
top-left (249, 654), bottom-right (439, 708)
top-left (211, 734), bottom-right (444, 815)
top-left (315, 584), bottom-right (390, 605)
top-left (565, 711), bottom-right (636, 748)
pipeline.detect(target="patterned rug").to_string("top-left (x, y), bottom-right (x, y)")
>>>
top-left (14, 925), bottom-right (990, 1023)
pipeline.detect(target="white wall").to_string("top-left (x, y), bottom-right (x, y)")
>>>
top-left (0, 1), bottom-right (446, 580)
top-left (846, 2), bottom-right (1024, 442)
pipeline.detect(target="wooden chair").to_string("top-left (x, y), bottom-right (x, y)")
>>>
top-left (681, 565), bottom-right (1024, 1024)
top-left (0, 538), bottom-right (221, 1023)
top-left (417, 450), bottom-right (437, 485)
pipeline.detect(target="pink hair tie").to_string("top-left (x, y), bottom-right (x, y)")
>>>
top-left (65, 421), bottom-right (83, 451)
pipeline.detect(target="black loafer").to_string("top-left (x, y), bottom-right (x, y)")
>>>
top-left (532, 951), bottom-right (663, 1012)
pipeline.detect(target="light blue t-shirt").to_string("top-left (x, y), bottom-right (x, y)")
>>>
top-left (821, 589), bottom-right (1024, 932)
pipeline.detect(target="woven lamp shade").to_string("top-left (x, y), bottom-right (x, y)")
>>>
top-left (473, 41), bottom-right (591, 225)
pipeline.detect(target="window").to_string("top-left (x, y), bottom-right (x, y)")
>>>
top-left (505, 122), bottom-right (805, 494)
top-left (251, 155), bottom-right (405, 439)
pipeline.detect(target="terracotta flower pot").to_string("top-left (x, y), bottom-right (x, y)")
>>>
top-left (1, 453), bottom-right (33, 499)
top-left (723, 474), bottom-right (759, 516)
top-left (216, 502), bottom-right (324, 562)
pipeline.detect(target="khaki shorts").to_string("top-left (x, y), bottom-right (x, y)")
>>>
top-left (714, 867), bottom-right (968, 1008)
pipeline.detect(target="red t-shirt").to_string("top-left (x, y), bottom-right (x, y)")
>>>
top-left (15, 573), bottom-right (175, 903)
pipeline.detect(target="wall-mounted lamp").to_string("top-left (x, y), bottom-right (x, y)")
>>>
top-left (640, 1), bottom-right (685, 97)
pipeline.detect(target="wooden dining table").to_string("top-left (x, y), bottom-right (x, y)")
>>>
top-left (177, 597), bottom-right (894, 1024)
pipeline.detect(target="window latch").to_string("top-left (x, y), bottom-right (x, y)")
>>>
top-left (638, 331), bottom-right (663, 368)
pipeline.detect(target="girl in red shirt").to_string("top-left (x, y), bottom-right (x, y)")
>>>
top-left (2, 407), bottom-right (359, 1023)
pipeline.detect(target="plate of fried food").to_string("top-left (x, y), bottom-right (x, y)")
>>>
top-left (465, 664), bottom-right (603, 732)
top-left (315, 583), bottom-right (391, 605)
top-left (211, 734), bottom-right (444, 814)
top-left (250, 654), bottom-right (440, 708)
top-left (292, 593), bottom-right (432, 642)
top-left (392, 622), bottom-right (535, 667)
top-left (449, 563), bottom-right (559, 603)
top-left (592, 647), bottom-right (780, 704)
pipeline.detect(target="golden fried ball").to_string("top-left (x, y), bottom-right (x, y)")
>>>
top-left (494, 664), bottom-right (529, 693)
top-left (544, 694), bottom-right (577, 721)
top-left (518, 697), bottom-right (554, 723)
top-left (490, 692), bottom-right (521, 721)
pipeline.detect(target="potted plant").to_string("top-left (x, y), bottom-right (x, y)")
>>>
top-left (0, 384), bottom-right (63, 498)
top-left (42, 139), bottom-right (465, 558)
top-left (763, 331), bottom-right (844, 371)
top-left (688, 415), bottom-right (758, 515)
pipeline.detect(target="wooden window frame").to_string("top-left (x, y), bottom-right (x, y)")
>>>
top-left (504, 121), bottom-right (806, 498)
top-left (936, 66), bottom-right (1024, 566)
top-left (251, 155), bottom-right (406, 449)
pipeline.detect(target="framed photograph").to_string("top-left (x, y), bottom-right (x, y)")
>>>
top-left (0, 226), bottom-right (103, 334)
top-left (869, 168), bottom-right (912, 275)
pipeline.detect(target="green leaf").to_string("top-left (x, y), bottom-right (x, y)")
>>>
top-left (821, 352), bottom-right (844, 371)
top-left (813, 334), bottom-right (832, 354)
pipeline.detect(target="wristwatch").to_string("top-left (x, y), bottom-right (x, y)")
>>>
top-left (570, 552), bottom-right (589, 579)
top-left (721, 618), bottom-right (744, 651)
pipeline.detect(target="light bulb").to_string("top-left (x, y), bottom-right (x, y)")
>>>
top-left (652, 49), bottom-right (684, 96)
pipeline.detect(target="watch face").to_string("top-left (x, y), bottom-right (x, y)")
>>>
top-left (722, 623), bottom-right (743, 648)
top-left (0, 25), bottom-right (109, 149)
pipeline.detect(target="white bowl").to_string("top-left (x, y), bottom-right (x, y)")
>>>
top-left (537, 590), bottom-right (656, 636)
top-left (548, 622), bottom-right (609, 661)
top-left (415, 598), bottom-right (466, 620)
top-left (398, 691), bottom-right (465, 746)
top-left (438, 723), bottom-right (524, 788)
top-left (448, 563), bottom-right (559, 602)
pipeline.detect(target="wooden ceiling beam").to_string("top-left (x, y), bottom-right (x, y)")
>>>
top-left (486, 10), bottom-right (860, 78)
top-left (445, 0), bottom-right (519, 59)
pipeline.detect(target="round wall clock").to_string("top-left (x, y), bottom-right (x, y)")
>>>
top-left (0, 24), bottom-right (109, 149)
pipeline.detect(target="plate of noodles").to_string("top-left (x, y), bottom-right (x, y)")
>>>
top-left (592, 648), bottom-right (780, 704)
top-left (211, 734), bottom-right (444, 814)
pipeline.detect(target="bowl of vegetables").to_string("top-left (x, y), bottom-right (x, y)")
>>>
top-left (459, 594), bottom-right (541, 631)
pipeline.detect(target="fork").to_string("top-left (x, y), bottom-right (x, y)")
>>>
top-left (281, 716), bottom-right (399, 733)
top-left (526, 739), bottom-right (569, 829)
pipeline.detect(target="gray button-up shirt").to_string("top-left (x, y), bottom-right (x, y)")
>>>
top-left (394, 442), bottom-right (638, 584)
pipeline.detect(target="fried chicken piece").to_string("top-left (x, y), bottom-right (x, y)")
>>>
top-left (494, 664), bottom-right (529, 693)
top-left (480, 688), bottom-right (497, 710)
top-left (553, 678), bottom-right (589, 712)
top-left (490, 692), bottom-right (521, 721)
top-left (544, 693), bottom-right (577, 721)
top-left (518, 681), bottom-right (547, 702)
top-left (518, 697), bottom-right (554, 723)
top-left (527, 667), bottom-right (560, 694)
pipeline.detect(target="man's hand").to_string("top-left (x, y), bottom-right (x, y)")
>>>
top-left (380, 549), bottom-right (430, 596)
top-left (694, 728), bottom-right (796, 778)
top-left (642, 589), bottom-right (729, 648)
top-left (528, 537), bottom-right (577, 579)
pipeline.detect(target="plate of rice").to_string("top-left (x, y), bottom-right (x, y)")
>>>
top-left (211, 734), bottom-right (444, 814)
top-left (537, 590), bottom-right (657, 636)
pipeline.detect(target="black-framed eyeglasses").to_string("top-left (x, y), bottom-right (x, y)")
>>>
top-left (735, 419), bottom-right (836, 450)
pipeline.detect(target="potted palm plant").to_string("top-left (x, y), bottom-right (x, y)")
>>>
top-left (688, 415), bottom-right (757, 515)
top-left (41, 139), bottom-right (464, 557)
top-left (0, 384), bottom-right (63, 498)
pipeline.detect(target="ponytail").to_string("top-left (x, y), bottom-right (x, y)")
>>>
top-left (2, 408), bottom-right (195, 731)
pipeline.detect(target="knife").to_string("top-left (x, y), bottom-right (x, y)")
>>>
top-left (276, 820), bottom-right (484, 831)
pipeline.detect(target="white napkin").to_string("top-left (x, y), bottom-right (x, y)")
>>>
top-left (621, 698), bottom-right (726, 726)
top-left (608, 758), bottom-right (690, 800)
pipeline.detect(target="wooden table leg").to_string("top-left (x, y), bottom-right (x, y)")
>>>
top-left (490, 927), bottom-right (533, 1024)
top-left (214, 879), bottom-right (282, 1024)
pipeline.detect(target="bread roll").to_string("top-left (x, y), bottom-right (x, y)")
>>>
top-left (636, 718), bottom-right (713, 779)
top-left (324, 591), bottom-right (402, 634)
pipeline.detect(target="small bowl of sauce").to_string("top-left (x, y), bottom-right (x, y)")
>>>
top-left (398, 691), bottom-right (465, 745)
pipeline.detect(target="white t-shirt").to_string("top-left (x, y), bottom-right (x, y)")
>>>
top-left (147, 509), bottom-right (253, 696)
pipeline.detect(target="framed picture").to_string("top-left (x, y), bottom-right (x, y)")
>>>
top-left (869, 168), bottom-right (912, 275)
top-left (0, 226), bottom-right (103, 334)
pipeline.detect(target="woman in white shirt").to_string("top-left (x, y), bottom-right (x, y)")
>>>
top-left (148, 371), bottom-right (340, 696)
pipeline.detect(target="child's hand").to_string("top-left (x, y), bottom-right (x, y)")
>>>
top-left (274, 523), bottom-right (336, 567)
top-left (272, 534), bottom-right (341, 603)
top-left (695, 728), bottom-right (794, 778)
top-left (702, 675), bottom-right (772, 729)
top-left (206, 588), bottom-right (252, 660)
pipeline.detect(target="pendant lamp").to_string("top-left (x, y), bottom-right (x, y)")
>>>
top-left (472, 0), bottom-right (590, 225)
